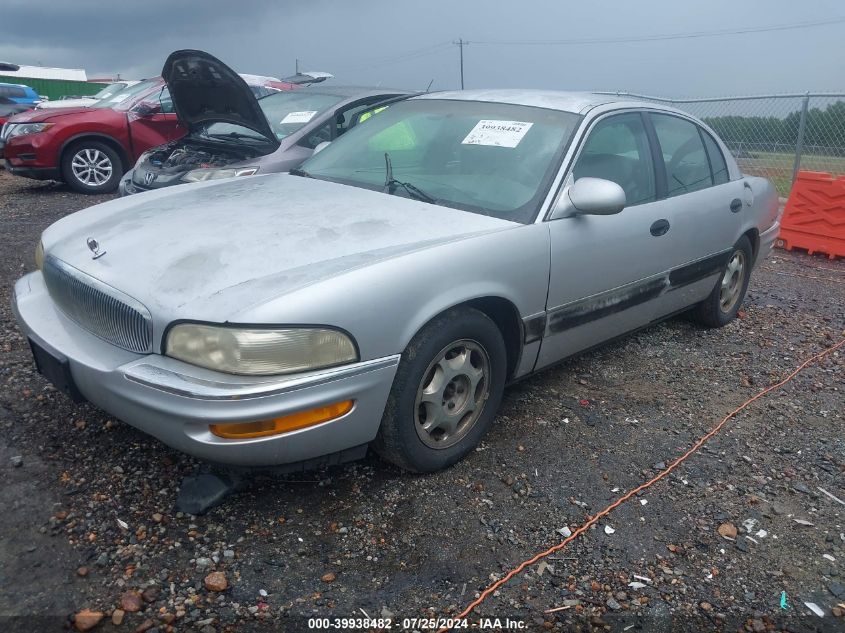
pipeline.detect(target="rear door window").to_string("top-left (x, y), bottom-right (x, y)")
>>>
top-left (651, 114), bottom-right (712, 197)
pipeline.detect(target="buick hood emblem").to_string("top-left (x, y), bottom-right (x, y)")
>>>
top-left (86, 237), bottom-right (106, 260)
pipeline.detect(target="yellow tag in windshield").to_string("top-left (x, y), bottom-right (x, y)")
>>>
top-left (358, 105), bottom-right (388, 124)
top-left (368, 120), bottom-right (416, 151)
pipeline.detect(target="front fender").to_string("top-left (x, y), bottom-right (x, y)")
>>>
top-left (235, 222), bottom-right (552, 361)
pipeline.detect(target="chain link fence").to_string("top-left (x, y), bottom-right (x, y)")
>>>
top-left (596, 91), bottom-right (845, 197)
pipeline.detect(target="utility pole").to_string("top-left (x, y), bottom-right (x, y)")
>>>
top-left (453, 38), bottom-right (466, 89)
top-left (295, 58), bottom-right (300, 75)
top-left (791, 92), bottom-right (810, 185)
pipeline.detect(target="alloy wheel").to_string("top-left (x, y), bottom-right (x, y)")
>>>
top-left (719, 250), bottom-right (746, 313)
top-left (70, 148), bottom-right (113, 187)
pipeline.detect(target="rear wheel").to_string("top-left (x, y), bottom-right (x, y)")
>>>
top-left (372, 307), bottom-right (506, 472)
top-left (692, 235), bottom-right (753, 328)
top-left (61, 140), bottom-right (122, 193)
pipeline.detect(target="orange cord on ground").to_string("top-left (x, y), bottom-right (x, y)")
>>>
top-left (438, 337), bottom-right (845, 632)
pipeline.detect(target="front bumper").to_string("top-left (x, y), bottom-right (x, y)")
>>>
top-left (13, 271), bottom-right (399, 467)
top-left (3, 133), bottom-right (61, 180)
top-left (6, 165), bottom-right (61, 181)
top-left (118, 173), bottom-right (141, 196)
top-left (120, 167), bottom-right (187, 196)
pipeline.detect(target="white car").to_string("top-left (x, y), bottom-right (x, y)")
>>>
top-left (37, 81), bottom-right (140, 110)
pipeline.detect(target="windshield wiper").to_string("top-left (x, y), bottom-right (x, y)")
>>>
top-left (290, 167), bottom-right (312, 178)
top-left (382, 152), bottom-right (437, 204)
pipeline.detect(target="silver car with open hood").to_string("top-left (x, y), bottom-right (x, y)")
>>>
top-left (119, 49), bottom-right (407, 195)
top-left (15, 90), bottom-right (781, 472)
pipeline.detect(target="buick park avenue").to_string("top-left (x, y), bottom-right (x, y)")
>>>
top-left (13, 90), bottom-right (781, 472)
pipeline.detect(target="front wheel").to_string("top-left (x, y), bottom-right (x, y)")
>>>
top-left (692, 235), bottom-right (753, 328)
top-left (61, 140), bottom-right (123, 194)
top-left (372, 307), bottom-right (507, 472)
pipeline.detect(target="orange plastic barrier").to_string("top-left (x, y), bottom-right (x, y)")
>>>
top-left (777, 170), bottom-right (845, 260)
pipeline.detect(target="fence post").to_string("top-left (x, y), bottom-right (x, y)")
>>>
top-left (791, 92), bottom-right (810, 185)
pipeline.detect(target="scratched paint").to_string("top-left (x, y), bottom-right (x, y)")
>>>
top-left (547, 249), bottom-right (731, 334)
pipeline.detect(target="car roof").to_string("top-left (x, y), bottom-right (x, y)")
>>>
top-left (295, 86), bottom-right (412, 100)
top-left (412, 89), bottom-right (687, 116)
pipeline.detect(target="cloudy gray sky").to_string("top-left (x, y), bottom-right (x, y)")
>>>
top-left (3, 0), bottom-right (844, 96)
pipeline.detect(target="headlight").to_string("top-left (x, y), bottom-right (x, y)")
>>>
top-left (181, 167), bottom-right (258, 182)
top-left (6, 123), bottom-right (53, 139)
top-left (165, 324), bottom-right (358, 375)
top-left (134, 150), bottom-right (153, 169)
top-left (34, 240), bottom-right (44, 270)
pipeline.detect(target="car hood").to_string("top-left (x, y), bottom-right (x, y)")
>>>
top-left (38, 98), bottom-right (96, 109)
top-left (0, 103), bottom-right (30, 117)
top-left (162, 49), bottom-right (279, 148)
top-left (6, 106), bottom-right (93, 123)
top-left (42, 175), bottom-right (516, 321)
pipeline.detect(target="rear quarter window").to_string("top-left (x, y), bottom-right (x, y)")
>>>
top-left (701, 130), bottom-right (730, 185)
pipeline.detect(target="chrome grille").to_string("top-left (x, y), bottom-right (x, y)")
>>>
top-left (42, 256), bottom-right (153, 353)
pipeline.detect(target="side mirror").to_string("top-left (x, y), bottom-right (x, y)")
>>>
top-left (134, 101), bottom-right (161, 117)
top-left (312, 141), bottom-right (331, 155)
top-left (551, 177), bottom-right (626, 219)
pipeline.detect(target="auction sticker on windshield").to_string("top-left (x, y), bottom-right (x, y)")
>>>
top-left (281, 111), bottom-right (318, 124)
top-left (462, 120), bottom-right (533, 148)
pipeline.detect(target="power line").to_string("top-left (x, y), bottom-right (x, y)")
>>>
top-left (294, 15), bottom-right (845, 89)
top-left (470, 15), bottom-right (845, 46)
top-left (304, 41), bottom-right (452, 74)
top-left (327, 46), bottom-right (452, 74)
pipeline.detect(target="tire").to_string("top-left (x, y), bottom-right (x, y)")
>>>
top-left (61, 140), bottom-right (123, 194)
top-left (692, 235), bottom-right (753, 328)
top-left (372, 307), bottom-right (507, 472)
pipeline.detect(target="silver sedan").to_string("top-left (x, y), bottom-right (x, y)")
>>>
top-left (13, 90), bottom-right (781, 472)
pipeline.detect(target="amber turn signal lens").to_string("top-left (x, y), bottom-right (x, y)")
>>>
top-left (209, 400), bottom-right (353, 439)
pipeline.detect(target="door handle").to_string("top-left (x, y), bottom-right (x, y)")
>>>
top-left (730, 198), bottom-right (743, 213)
top-left (650, 219), bottom-right (670, 236)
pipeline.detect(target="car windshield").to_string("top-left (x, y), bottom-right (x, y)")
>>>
top-left (91, 83), bottom-right (127, 100)
top-left (257, 91), bottom-right (344, 140)
top-left (251, 85), bottom-right (280, 99)
top-left (300, 98), bottom-right (582, 223)
top-left (92, 79), bottom-right (160, 109)
top-left (198, 90), bottom-right (343, 143)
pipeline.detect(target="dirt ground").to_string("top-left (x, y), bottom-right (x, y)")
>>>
top-left (0, 167), bottom-right (843, 633)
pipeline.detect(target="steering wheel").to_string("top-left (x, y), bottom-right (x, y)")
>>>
top-left (665, 136), bottom-right (703, 191)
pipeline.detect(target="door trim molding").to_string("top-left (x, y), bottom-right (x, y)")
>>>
top-left (544, 248), bottom-right (731, 335)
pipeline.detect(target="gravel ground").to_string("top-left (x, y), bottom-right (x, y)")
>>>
top-left (0, 167), bottom-right (843, 633)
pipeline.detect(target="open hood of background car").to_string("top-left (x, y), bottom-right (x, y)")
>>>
top-left (281, 71), bottom-right (334, 85)
top-left (161, 49), bottom-right (279, 147)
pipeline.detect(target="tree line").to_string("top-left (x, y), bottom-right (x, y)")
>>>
top-left (702, 100), bottom-right (845, 155)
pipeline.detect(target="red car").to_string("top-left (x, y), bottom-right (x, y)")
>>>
top-left (1, 71), bottom-right (285, 194)
top-left (1, 78), bottom-right (184, 193)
